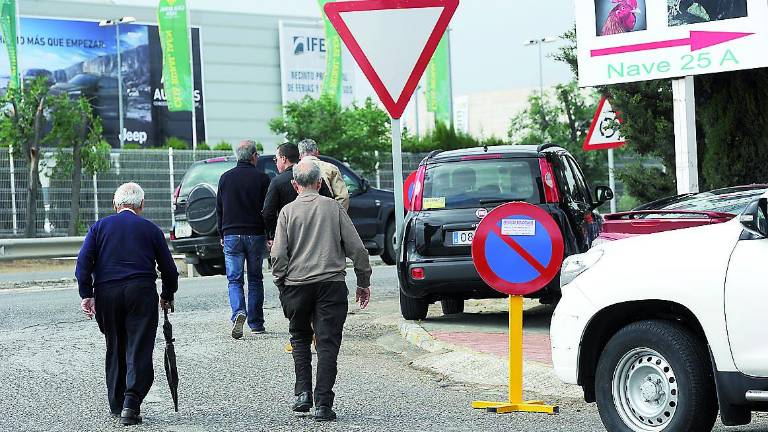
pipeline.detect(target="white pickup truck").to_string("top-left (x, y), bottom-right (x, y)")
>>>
top-left (551, 195), bottom-right (768, 431)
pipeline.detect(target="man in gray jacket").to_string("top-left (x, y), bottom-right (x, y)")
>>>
top-left (271, 159), bottom-right (372, 422)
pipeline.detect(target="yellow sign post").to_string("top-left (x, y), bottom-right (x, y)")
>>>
top-left (471, 295), bottom-right (559, 414)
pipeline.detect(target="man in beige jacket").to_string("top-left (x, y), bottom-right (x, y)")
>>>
top-left (271, 159), bottom-right (371, 422)
top-left (298, 139), bottom-right (350, 210)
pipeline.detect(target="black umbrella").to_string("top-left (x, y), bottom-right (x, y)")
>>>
top-left (163, 309), bottom-right (179, 412)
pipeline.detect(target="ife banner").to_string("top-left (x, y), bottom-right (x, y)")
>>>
top-left (0, 0), bottom-right (18, 90)
top-left (318, 0), bottom-right (343, 103)
top-left (158, 0), bottom-right (193, 112)
top-left (425, 34), bottom-right (451, 126)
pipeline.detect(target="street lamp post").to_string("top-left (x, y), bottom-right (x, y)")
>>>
top-left (99, 16), bottom-right (136, 149)
top-left (524, 37), bottom-right (557, 141)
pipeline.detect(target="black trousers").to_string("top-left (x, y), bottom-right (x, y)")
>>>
top-left (280, 280), bottom-right (348, 408)
top-left (94, 282), bottom-right (159, 414)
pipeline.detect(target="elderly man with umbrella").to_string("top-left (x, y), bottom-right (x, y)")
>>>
top-left (77, 182), bottom-right (178, 426)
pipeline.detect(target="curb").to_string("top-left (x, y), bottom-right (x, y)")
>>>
top-left (397, 319), bottom-right (583, 398)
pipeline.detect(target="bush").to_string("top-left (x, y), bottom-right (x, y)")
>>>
top-left (123, 143), bottom-right (142, 150)
top-left (164, 136), bottom-right (189, 150)
top-left (213, 141), bottom-right (232, 151)
top-left (196, 142), bottom-right (210, 150)
top-left (403, 122), bottom-right (505, 153)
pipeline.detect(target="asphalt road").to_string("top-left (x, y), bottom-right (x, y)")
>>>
top-left (1, 265), bottom-right (767, 431)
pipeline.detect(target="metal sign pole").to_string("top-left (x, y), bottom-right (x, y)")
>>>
top-left (187, 6), bottom-right (198, 154)
top-left (391, 117), bottom-right (405, 243)
top-left (608, 148), bottom-right (617, 213)
top-left (672, 76), bottom-right (699, 194)
top-left (9, 146), bottom-right (18, 235)
top-left (168, 147), bottom-right (175, 220)
top-left (116, 24), bottom-right (125, 149)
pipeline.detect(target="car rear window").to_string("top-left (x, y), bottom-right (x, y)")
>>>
top-left (179, 161), bottom-right (235, 197)
top-left (422, 159), bottom-right (542, 209)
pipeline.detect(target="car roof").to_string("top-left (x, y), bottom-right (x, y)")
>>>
top-left (635, 184), bottom-right (768, 211)
top-left (429, 144), bottom-right (563, 162)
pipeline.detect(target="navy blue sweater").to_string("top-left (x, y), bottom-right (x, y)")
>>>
top-left (75, 210), bottom-right (179, 300)
top-left (216, 161), bottom-right (271, 237)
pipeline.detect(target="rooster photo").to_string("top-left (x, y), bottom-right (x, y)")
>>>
top-left (595, 0), bottom-right (647, 36)
top-left (668, 0), bottom-right (748, 26)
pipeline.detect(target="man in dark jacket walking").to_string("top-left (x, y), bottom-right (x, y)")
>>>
top-left (76, 182), bottom-right (178, 426)
top-left (262, 142), bottom-right (332, 242)
top-left (216, 140), bottom-right (271, 339)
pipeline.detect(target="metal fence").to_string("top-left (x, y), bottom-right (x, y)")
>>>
top-left (0, 147), bottom-right (652, 239)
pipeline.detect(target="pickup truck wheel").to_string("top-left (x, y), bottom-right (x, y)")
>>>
top-left (194, 259), bottom-right (222, 277)
top-left (400, 291), bottom-right (429, 320)
top-left (595, 320), bottom-right (717, 432)
top-left (380, 220), bottom-right (396, 265)
top-left (440, 298), bottom-right (464, 315)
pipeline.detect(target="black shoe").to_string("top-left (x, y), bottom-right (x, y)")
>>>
top-left (232, 313), bottom-right (246, 339)
top-left (110, 411), bottom-right (120, 419)
top-left (313, 406), bottom-right (337, 422)
top-left (293, 392), bottom-right (313, 413)
top-left (120, 408), bottom-right (142, 426)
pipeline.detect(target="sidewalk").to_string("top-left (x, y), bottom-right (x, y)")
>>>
top-left (398, 298), bottom-right (582, 398)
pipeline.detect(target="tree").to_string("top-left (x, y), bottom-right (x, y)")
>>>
top-left (508, 81), bottom-right (610, 183)
top-left (0, 78), bottom-right (49, 237)
top-left (270, 95), bottom-right (390, 174)
top-left (47, 95), bottom-right (109, 235)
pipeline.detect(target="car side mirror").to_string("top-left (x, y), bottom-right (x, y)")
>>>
top-left (594, 186), bottom-right (615, 206)
top-left (361, 178), bottom-right (370, 192)
top-left (740, 198), bottom-right (768, 238)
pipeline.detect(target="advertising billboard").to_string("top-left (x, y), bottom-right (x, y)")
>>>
top-left (576, 0), bottom-right (768, 86)
top-left (0, 16), bottom-right (205, 148)
top-left (278, 20), bottom-right (355, 106)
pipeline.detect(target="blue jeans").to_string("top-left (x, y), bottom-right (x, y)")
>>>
top-left (223, 235), bottom-right (266, 330)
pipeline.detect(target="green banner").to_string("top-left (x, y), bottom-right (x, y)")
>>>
top-left (425, 34), bottom-right (452, 126)
top-left (0, 0), bottom-right (18, 90)
top-left (157, 0), bottom-right (193, 112)
top-left (318, 0), bottom-right (343, 103)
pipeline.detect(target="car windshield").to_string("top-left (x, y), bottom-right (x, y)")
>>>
top-left (422, 159), bottom-right (542, 210)
top-left (179, 161), bottom-right (236, 197)
top-left (639, 187), bottom-right (766, 218)
top-left (69, 74), bottom-right (99, 86)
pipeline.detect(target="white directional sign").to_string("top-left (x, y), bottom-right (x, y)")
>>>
top-left (576, 0), bottom-right (768, 86)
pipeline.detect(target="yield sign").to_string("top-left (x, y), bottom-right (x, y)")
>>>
top-left (583, 95), bottom-right (626, 152)
top-left (324, 0), bottom-right (459, 119)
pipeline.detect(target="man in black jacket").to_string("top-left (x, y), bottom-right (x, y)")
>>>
top-left (262, 143), bottom-right (332, 242)
top-left (216, 140), bottom-right (271, 339)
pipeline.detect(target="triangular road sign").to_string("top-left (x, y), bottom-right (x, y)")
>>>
top-left (325, 0), bottom-right (459, 119)
top-left (583, 95), bottom-right (627, 151)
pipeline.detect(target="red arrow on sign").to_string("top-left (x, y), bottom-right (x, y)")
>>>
top-left (324, 0), bottom-right (459, 119)
top-left (591, 30), bottom-right (753, 57)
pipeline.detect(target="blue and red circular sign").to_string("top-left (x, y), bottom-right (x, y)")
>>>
top-left (471, 202), bottom-right (564, 296)
top-left (403, 171), bottom-right (418, 211)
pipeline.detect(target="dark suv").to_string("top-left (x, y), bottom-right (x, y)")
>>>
top-left (397, 144), bottom-right (614, 320)
top-left (170, 155), bottom-right (396, 275)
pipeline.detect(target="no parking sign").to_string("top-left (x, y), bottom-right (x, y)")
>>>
top-left (471, 202), bottom-right (564, 296)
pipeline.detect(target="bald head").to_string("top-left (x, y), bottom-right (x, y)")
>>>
top-left (292, 159), bottom-right (322, 192)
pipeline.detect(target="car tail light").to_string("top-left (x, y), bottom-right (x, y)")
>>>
top-left (539, 158), bottom-right (560, 204)
top-left (172, 185), bottom-right (181, 204)
top-left (169, 230), bottom-right (176, 241)
top-left (411, 164), bottom-right (427, 212)
top-left (410, 267), bottom-right (426, 280)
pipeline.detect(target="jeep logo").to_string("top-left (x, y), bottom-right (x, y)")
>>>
top-left (120, 128), bottom-right (148, 145)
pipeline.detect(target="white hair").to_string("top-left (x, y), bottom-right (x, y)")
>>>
top-left (293, 159), bottom-right (322, 188)
top-left (113, 182), bottom-right (145, 209)
top-left (298, 139), bottom-right (319, 156)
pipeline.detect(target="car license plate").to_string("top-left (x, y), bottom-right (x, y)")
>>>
top-left (452, 230), bottom-right (475, 245)
top-left (175, 221), bottom-right (192, 238)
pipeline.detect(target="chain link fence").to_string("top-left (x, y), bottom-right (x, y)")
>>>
top-left (0, 147), bottom-right (653, 239)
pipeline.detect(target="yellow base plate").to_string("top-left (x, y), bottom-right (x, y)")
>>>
top-left (472, 400), bottom-right (559, 414)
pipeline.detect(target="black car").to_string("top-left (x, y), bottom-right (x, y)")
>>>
top-left (397, 144), bottom-right (614, 320)
top-left (170, 155), bottom-right (396, 275)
